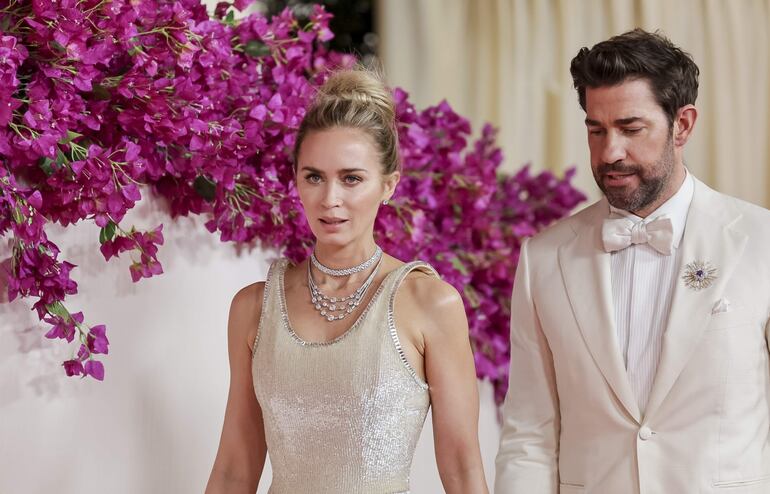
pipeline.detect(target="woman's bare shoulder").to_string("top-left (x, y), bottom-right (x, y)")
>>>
top-left (396, 267), bottom-right (466, 337)
top-left (400, 271), bottom-right (463, 313)
top-left (231, 282), bottom-right (266, 314)
top-left (229, 282), bottom-right (266, 350)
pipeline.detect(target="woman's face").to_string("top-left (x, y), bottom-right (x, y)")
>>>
top-left (296, 127), bottom-right (399, 248)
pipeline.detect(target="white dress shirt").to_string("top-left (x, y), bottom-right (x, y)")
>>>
top-left (609, 171), bottom-right (694, 413)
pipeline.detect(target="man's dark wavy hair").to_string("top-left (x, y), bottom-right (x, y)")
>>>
top-left (570, 29), bottom-right (700, 126)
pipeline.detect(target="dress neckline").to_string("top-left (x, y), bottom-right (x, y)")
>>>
top-left (278, 259), bottom-right (400, 347)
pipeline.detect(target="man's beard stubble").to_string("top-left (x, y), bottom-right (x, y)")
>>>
top-left (594, 137), bottom-right (675, 213)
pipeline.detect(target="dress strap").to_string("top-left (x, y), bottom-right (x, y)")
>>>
top-left (388, 261), bottom-right (439, 287)
top-left (251, 258), bottom-right (288, 356)
top-left (385, 261), bottom-right (440, 389)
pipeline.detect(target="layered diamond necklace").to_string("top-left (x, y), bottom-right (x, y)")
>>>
top-left (307, 246), bottom-right (383, 322)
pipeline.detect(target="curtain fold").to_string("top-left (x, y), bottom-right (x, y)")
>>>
top-left (378, 0), bottom-right (770, 207)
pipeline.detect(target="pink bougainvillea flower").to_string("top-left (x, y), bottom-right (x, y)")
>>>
top-left (63, 359), bottom-right (84, 377)
top-left (84, 360), bottom-right (105, 381)
top-left (1, 3), bottom-right (584, 397)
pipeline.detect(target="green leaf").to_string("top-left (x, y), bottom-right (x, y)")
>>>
top-left (99, 221), bottom-right (117, 244)
top-left (464, 285), bottom-right (481, 309)
top-left (39, 157), bottom-right (55, 176)
top-left (452, 174), bottom-right (468, 188)
top-left (46, 301), bottom-right (69, 319)
top-left (11, 206), bottom-right (23, 225)
top-left (64, 130), bottom-right (82, 144)
top-left (39, 144), bottom-right (71, 175)
top-left (450, 256), bottom-right (469, 276)
top-left (56, 148), bottom-right (68, 166)
top-left (49, 40), bottom-right (67, 54)
top-left (91, 84), bottom-right (111, 101)
top-left (127, 39), bottom-right (144, 57)
top-left (244, 40), bottom-right (271, 58)
top-left (193, 176), bottom-right (217, 201)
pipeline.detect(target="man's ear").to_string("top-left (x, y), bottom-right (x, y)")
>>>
top-left (673, 104), bottom-right (698, 147)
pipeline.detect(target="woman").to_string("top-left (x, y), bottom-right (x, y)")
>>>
top-left (206, 68), bottom-right (488, 494)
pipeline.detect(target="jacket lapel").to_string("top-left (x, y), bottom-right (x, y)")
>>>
top-left (559, 199), bottom-right (642, 423)
top-left (644, 179), bottom-right (748, 418)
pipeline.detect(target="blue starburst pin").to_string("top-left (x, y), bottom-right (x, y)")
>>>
top-left (682, 260), bottom-right (718, 291)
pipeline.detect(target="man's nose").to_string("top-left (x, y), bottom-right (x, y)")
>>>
top-left (599, 132), bottom-right (628, 165)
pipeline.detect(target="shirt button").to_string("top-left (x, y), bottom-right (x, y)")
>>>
top-left (639, 426), bottom-right (653, 440)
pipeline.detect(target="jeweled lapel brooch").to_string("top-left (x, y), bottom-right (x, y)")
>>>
top-left (682, 260), bottom-right (718, 290)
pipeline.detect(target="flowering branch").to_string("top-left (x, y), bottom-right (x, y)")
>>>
top-left (0, 0), bottom-right (585, 400)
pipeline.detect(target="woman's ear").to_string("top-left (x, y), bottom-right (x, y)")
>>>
top-left (382, 170), bottom-right (401, 202)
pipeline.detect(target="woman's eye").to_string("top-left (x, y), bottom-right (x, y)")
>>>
top-left (305, 174), bottom-right (322, 183)
top-left (343, 175), bottom-right (362, 184)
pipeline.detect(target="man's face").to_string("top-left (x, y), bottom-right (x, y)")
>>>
top-left (585, 78), bottom-right (679, 215)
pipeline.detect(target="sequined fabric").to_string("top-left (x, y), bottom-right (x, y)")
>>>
top-left (252, 259), bottom-right (434, 494)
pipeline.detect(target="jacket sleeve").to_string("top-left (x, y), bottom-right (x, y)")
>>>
top-left (494, 238), bottom-right (560, 494)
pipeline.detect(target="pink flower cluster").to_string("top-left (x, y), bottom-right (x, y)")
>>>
top-left (376, 95), bottom-right (585, 401)
top-left (1, 0), bottom-right (584, 399)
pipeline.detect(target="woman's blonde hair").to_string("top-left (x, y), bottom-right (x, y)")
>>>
top-left (293, 68), bottom-right (400, 175)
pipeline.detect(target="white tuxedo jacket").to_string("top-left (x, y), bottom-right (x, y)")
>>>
top-left (495, 178), bottom-right (770, 494)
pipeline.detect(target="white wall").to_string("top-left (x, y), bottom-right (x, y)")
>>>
top-left (0, 196), bottom-right (500, 493)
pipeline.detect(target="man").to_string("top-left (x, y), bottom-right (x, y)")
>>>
top-left (495, 29), bottom-right (770, 494)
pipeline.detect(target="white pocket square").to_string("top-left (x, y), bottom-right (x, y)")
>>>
top-left (711, 298), bottom-right (731, 314)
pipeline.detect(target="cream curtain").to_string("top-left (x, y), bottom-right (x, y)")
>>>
top-left (378, 0), bottom-right (770, 207)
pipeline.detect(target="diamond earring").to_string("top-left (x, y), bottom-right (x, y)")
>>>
top-left (382, 199), bottom-right (389, 205)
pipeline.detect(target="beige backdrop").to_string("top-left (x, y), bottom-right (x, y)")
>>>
top-left (378, 0), bottom-right (770, 207)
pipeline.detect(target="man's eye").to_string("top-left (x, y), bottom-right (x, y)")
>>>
top-left (623, 128), bottom-right (643, 135)
top-left (588, 129), bottom-right (605, 136)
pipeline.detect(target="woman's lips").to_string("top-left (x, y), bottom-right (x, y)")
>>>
top-left (319, 218), bottom-right (348, 230)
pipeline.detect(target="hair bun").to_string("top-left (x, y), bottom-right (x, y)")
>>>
top-left (316, 69), bottom-right (395, 121)
top-left (294, 66), bottom-right (401, 175)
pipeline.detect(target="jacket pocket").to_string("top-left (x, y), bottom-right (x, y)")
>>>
top-left (559, 481), bottom-right (585, 494)
top-left (713, 475), bottom-right (770, 489)
top-left (705, 308), bottom-right (754, 331)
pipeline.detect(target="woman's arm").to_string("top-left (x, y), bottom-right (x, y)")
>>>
top-left (205, 283), bottom-right (268, 494)
top-left (397, 274), bottom-right (489, 494)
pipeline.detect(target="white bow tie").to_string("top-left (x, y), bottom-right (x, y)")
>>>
top-left (602, 216), bottom-right (674, 255)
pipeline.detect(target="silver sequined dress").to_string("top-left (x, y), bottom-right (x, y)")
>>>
top-left (252, 259), bottom-right (434, 494)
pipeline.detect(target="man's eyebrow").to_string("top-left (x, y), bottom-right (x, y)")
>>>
top-left (584, 116), bottom-right (646, 126)
top-left (615, 116), bottom-right (645, 125)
